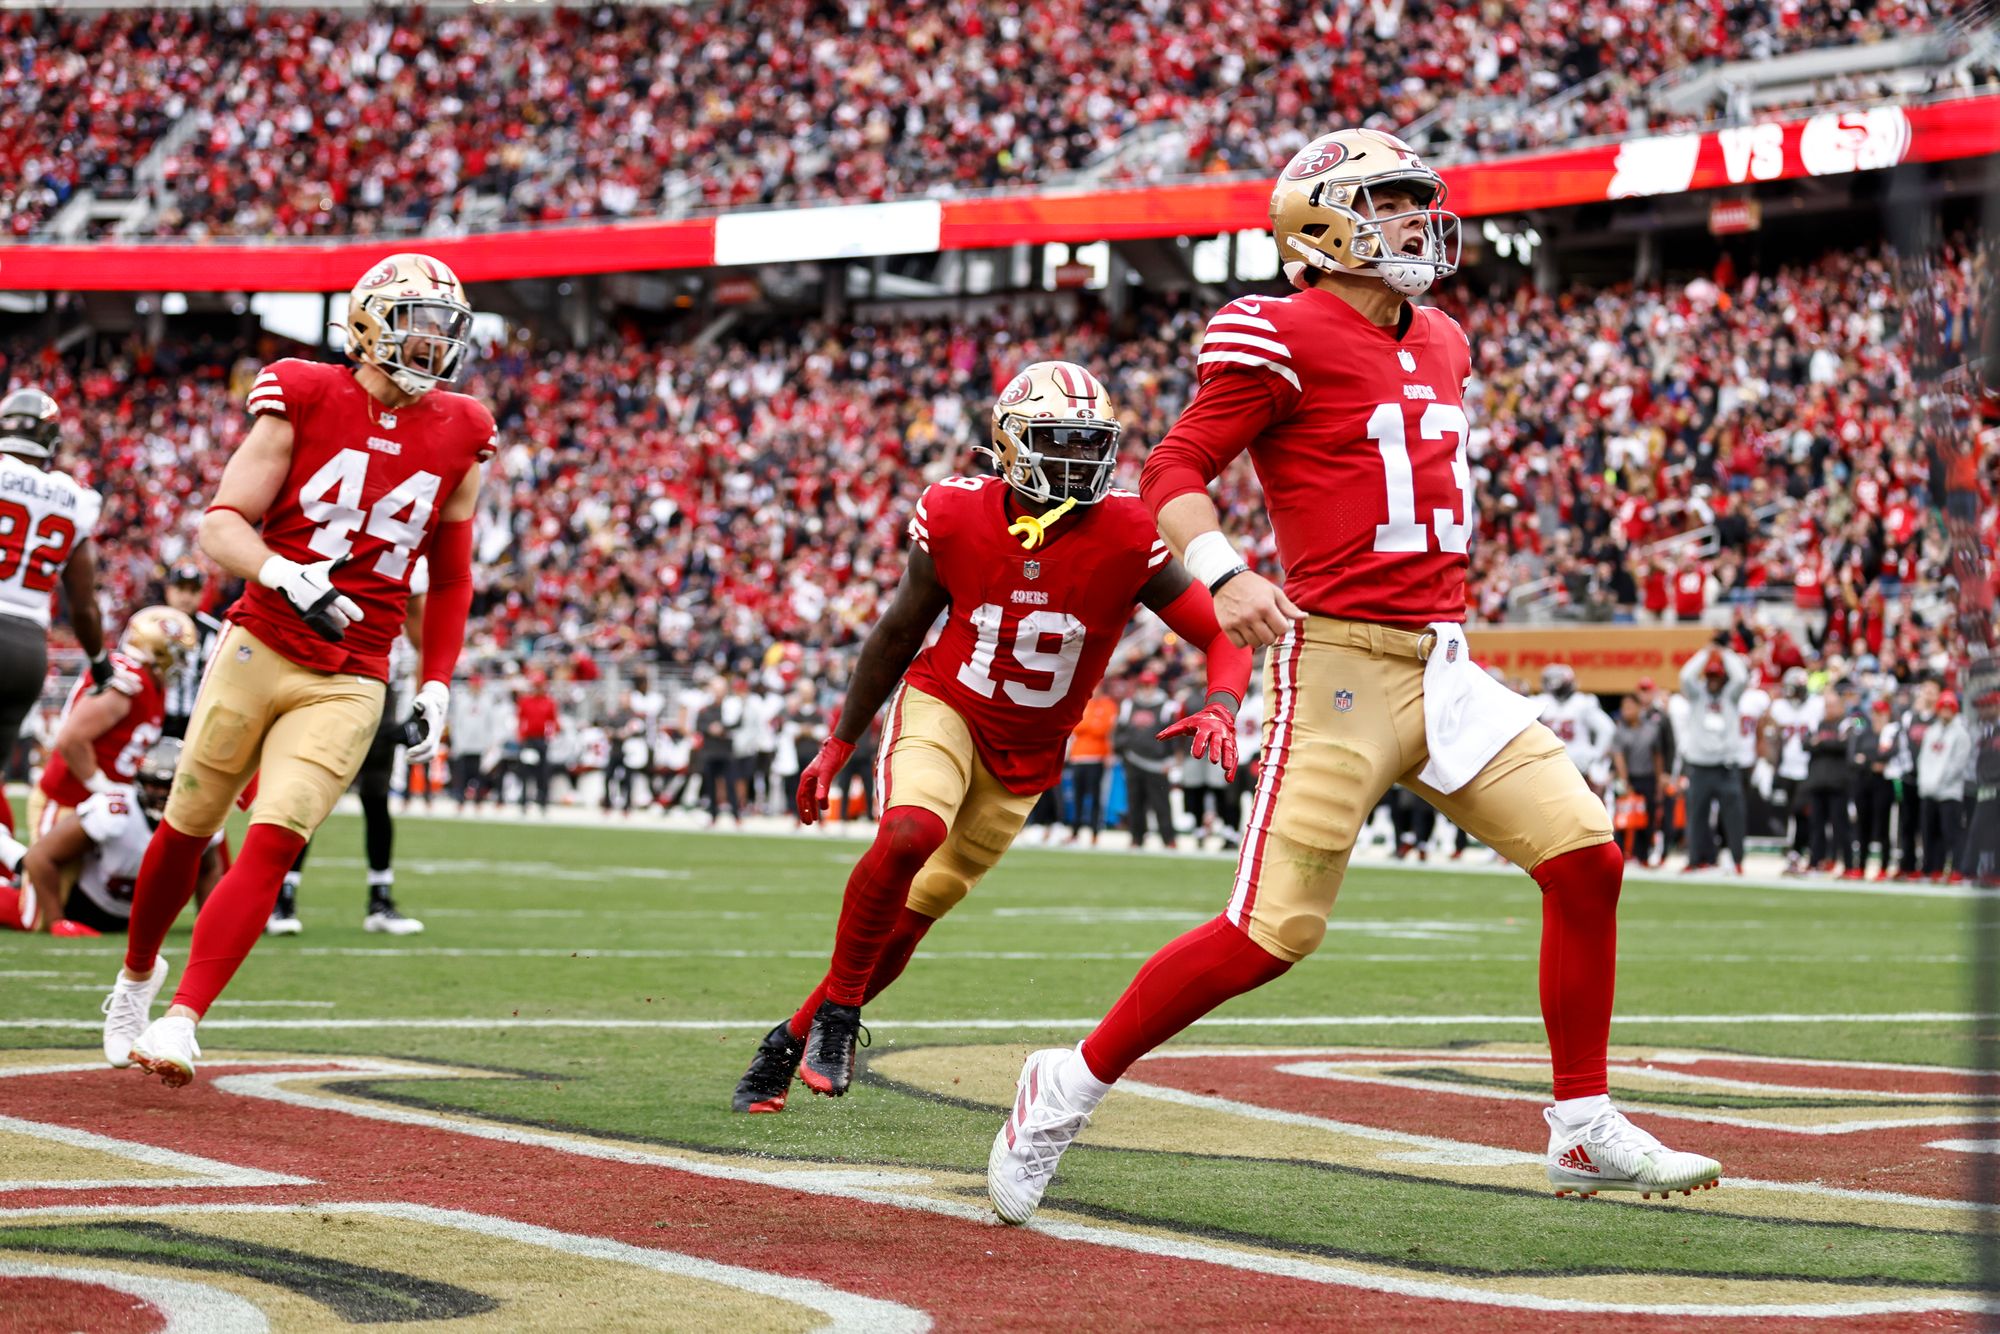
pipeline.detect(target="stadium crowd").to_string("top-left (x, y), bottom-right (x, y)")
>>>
top-left (2, 1), bottom-right (1970, 238)
top-left (0, 230), bottom-right (1987, 875)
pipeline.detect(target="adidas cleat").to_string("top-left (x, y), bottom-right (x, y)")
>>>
top-left (732, 1021), bottom-right (806, 1113)
top-left (1546, 1106), bottom-right (1721, 1198)
top-left (100, 958), bottom-right (170, 1068)
top-left (988, 1048), bottom-right (1094, 1225)
top-left (797, 1001), bottom-right (867, 1097)
top-left (128, 1014), bottom-right (201, 1089)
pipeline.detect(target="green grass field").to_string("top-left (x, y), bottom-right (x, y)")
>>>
top-left (0, 811), bottom-right (1984, 1314)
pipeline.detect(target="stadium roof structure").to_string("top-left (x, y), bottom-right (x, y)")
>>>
top-left (4, 91), bottom-right (1996, 293)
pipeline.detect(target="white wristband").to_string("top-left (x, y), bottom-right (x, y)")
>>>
top-left (84, 771), bottom-right (118, 796)
top-left (257, 555), bottom-right (302, 590)
top-left (1182, 530), bottom-right (1246, 588)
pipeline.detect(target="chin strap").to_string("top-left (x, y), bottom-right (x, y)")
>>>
top-left (1008, 496), bottom-right (1077, 550)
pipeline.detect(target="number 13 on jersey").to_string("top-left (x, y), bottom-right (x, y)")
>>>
top-left (1368, 401), bottom-right (1474, 555)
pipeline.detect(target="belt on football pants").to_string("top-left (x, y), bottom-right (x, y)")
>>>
top-left (1305, 616), bottom-right (1439, 662)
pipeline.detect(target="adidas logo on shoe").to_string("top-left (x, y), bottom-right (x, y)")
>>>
top-left (1556, 1144), bottom-right (1599, 1174)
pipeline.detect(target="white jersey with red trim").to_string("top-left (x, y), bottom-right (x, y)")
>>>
top-left (0, 455), bottom-right (101, 629)
top-left (71, 792), bottom-right (223, 921)
top-left (1768, 696), bottom-right (1824, 781)
top-left (1533, 692), bottom-right (1615, 772)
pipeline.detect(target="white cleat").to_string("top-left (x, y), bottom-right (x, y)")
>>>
top-left (128, 1014), bottom-right (201, 1089)
top-left (988, 1048), bottom-right (1094, 1225)
top-left (1545, 1106), bottom-right (1722, 1199)
top-left (264, 911), bottom-right (303, 936)
top-left (363, 907), bottom-right (424, 935)
top-left (100, 958), bottom-right (170, 1068)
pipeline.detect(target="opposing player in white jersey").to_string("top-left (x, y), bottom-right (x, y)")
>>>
top-left (0, 388), bottom-right (116, 836)
top-left (1764, 668), bottom-right (1824, 873)
top-left (0, 739), bottom-right (224, 940)
top-left (1534, 664), bottom-right (1616, 792)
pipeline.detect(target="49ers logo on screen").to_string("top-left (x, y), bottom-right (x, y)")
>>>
top-left (1284, 139), bottom-right (1349, 179)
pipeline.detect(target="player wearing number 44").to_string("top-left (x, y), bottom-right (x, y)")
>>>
top-left (731, 360), bottom-right (1253, 1114)
top-left (987, 129), bottom-right (1722, 1224)
top-left (100, 253), bottom-right (495, 1089)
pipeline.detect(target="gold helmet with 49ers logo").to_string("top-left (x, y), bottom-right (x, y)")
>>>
top-left (984, 361), bottom-right (1122, 509)
top-left (344, 252), bottom-right (475, 397)
top-left (1270, 129), bottom-right (1461, 297)
top-left (118, 605), bottom-right (198, 685)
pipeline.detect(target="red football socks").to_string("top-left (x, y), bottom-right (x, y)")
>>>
top-left (1532, 840), bottom-right (1624, 1100)
top-left (788, 905), bottom-right (938, 1040)
top-left (1080, 915), bottom-right (1291, 1084)
top-left (812, 807), bottom-right (948, 1013)
top-left (0, 884), bottom-right (26, 931)
top-left (124, 821), bottom-right (216, 975)
top-left (171, 824), bottom-right (306, 1017)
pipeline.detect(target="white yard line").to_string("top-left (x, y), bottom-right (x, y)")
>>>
top-left (0, 1011), bottom-right (1987, 1033)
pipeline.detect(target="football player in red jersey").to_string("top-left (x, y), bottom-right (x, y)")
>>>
top-left (10, 607), bottom-right (197, 924)
top-left (731, 361), bottom-right (1252, 1113)
top-left (100, 253), bottom-right (492, 1088)
top-left (989, 131), bottom-right (1721, 1223)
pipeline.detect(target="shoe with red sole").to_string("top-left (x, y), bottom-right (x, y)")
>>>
top-left (798, 1000), bottom-right (867, 1097)
top-left (731, 1021), bottom-right (806, 1113)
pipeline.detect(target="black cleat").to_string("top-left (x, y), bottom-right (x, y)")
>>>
top-left (732, 1021), bottom-right (806, 1113)
top-left (798, 1001), bottom-right (868, 1097)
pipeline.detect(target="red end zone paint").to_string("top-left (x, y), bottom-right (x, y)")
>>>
top-left (0, 1062), bottom-right (1977, 1332)
top-left (0, 1277), bottom-right (167, 1333)
top-left (1132, 1051), bottom-right (1982, 1201)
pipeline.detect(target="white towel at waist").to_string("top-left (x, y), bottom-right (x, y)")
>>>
top-left (1416, 622), bottom-right (1540, 795)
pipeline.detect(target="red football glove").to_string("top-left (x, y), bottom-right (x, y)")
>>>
top-left (795, 736), bottom-right (857, 825)
top-left (1157, 704), bottom-right (1238, 782)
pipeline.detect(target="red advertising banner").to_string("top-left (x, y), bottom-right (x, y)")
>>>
top-left (2, 95), bottom-right (1993, 292)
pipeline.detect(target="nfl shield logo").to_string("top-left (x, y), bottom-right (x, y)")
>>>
top-left (1024, 560), bottom-right (1041, 580)
top-left (1446, 638), bottom-right (1459, 663)
top-left (1398, 350), bottom-right (1417, 373)
top-left (1333, 689), bottom-right (1354, 713)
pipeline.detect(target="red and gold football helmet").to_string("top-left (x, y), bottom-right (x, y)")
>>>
top-left (117, 606), bottom-right (198, 684)
top-left (984, 361), bottom-right (1121, 508)
top-left (344, 253), bottom-right (474, 397)
top-left (1270, 129), bottom-right (1461, 296)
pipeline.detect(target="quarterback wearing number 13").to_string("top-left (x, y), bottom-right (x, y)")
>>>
top-left (988, 130), bottom-right (1724, 1223)
top-left (101, 253), bottom-right (494, 1088)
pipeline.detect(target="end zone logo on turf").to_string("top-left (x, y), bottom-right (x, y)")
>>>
top-left (0, 1045), bottom-right (1987, 1329)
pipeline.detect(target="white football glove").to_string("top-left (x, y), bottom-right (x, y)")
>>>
top-left (259, 554), bottom-right (364, 643)
top-left (1750, 758), bottom-right (1775, 801)
top-left (401, 681), bottom-right (450, 765)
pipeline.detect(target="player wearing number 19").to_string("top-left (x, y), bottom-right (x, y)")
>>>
top-left (102, 253), bottom-right (493, 1088)
top-left (731, 360), bottom-right (1252, 1113)
top-left (988, 130), bottom-right (1722, 1224)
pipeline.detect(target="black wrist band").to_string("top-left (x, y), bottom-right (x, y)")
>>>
top-left (1207, 566), bottom-right (1250, 595)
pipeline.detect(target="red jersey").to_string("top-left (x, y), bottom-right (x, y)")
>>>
top-left (235, 359), bottom-right (493, 680)
top-left (38, 651), bottom-right (165, 807)
top-left (1141, 288), bottom-right (1475, 625)
top-left (902, 476), bottom-right (1169, 793)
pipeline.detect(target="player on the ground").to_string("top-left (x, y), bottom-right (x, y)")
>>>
top-left (29, 606), bottom-right (196, 851)
top-left (98, 253), bottom-right (489, 1088)
top-left (731, 360), bottom-right (1252, 1114)
top-left (1534, 663), bottom-right (1615, 794)
top-left (0, 387), bottom-right (116, 836)
top-left (0, 739), bottom-right (224, 947)
top-left (987, 130), bottom-right (1721, 1223)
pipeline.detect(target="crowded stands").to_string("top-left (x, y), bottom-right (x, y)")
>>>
top-left (2, 1), bottom-right (1971, 238)
top-left (5, 234), bottom-right (1988, 690)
